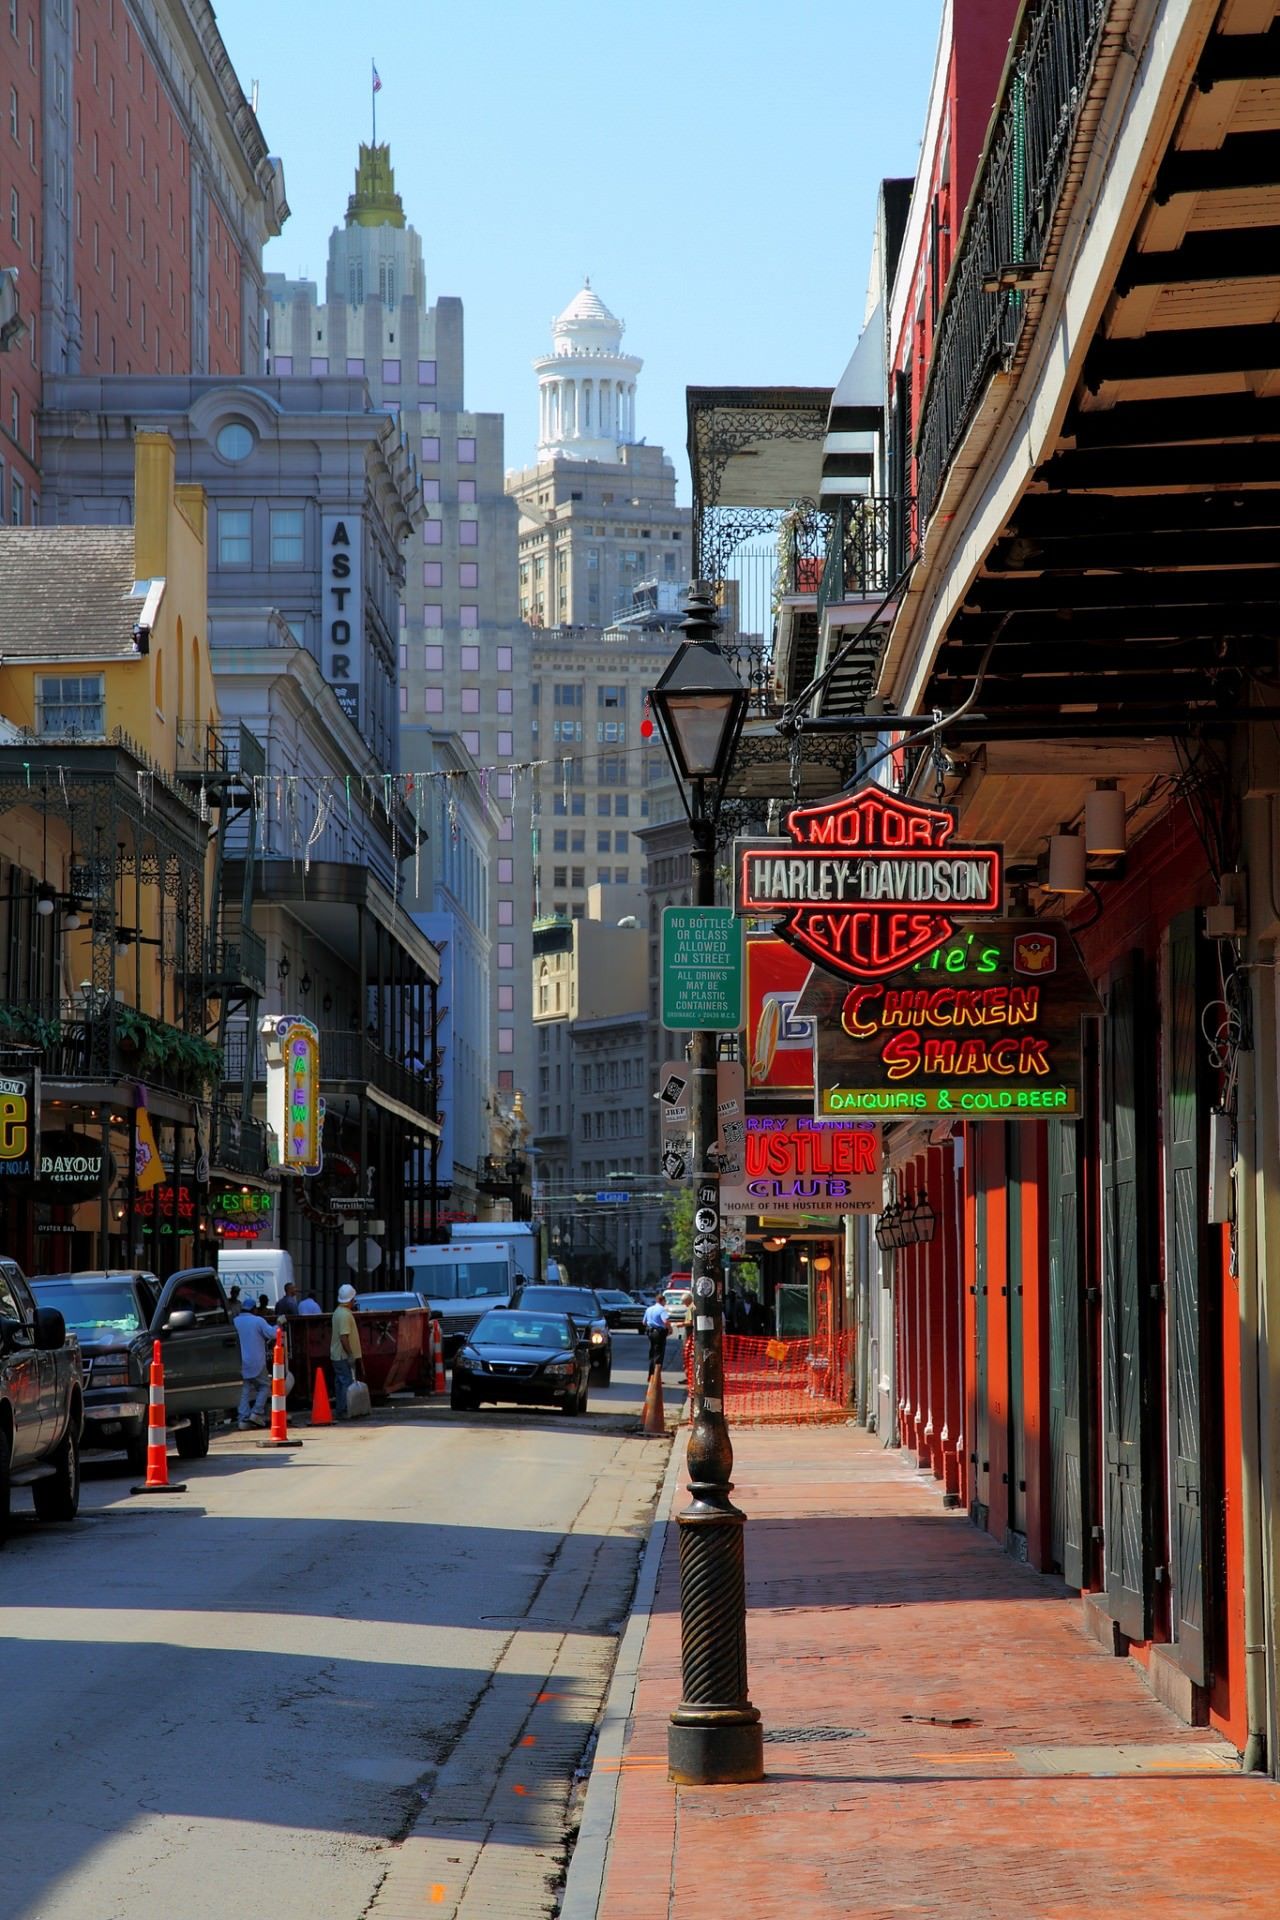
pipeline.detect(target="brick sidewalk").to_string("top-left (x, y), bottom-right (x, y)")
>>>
top-left (590, 1427), bottom-right (1280, 1919)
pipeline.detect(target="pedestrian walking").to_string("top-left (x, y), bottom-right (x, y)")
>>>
top-left (297, 1290), bottom-right (322, 1316)
top-left (331, 1282), bottom-right (363, 1418)
top-left (235, 1297), bottom-right (273, 1429)
top-left (642, 1297), bottom-right (671, 1376)
top-left (276, 1280), bottom-right (300, 1318)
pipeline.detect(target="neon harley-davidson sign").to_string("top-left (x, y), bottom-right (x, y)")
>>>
top-left (734, 787), bottom-right (1003, 980)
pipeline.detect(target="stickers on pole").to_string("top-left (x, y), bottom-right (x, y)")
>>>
top-left (657, 1058), bottom-right (745, 1182)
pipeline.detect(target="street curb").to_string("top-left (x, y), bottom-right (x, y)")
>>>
top-left (558, 1409), bottom-right (685, 1920)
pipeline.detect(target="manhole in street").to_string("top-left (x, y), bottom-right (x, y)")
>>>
top-left (763, 1726), bottom-right (867, 1744)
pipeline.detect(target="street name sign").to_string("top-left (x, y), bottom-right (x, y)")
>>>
top-left (661, 906), bottom-right (744, 1030)
top-left (596, 1190), bottom-right (631, 1204)
top-left (734, 786), bottom-right (1003, 981)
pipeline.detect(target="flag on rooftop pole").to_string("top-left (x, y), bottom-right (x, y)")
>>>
top-left (372, 61), bottom-right (382, 143)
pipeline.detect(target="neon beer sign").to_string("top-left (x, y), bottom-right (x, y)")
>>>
top-left (734, 786), bottom-right (1002, 980)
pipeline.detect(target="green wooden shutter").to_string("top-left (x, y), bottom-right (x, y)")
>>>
top-left (1101, 952), bottom-right (1156, 1640)
top-left (1048, 1114), bottom-right (1088, 1585)
top-left (1165, 910), bottom-right (1212, 1684)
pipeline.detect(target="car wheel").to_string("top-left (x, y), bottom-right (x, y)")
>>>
top-left (450, 1383), bottom-right (477, 1411)
top-left (32, 1423), bottom-right (80, 1523)
top-left (175, 1411), bottom-right (210, 1460)
top-left (594, 1358), bottom-right (612, 1387)
top-left (125, 1433), bottom-right (148, 1476)
top-left (561, 1386), bottom-right (580, 1416)
top-left (0, 1425), bottom-right (11, 1545)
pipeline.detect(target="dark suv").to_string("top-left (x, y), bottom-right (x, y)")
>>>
top-left (30, 1268), bottom-right (241, 1472)
top-left (508, 1283), bottom-right (612, 1384)
top-left (0, 1255), bottom-right (83, 1539)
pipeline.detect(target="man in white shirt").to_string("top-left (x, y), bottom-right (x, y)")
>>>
top-left (235, 1298), bottom-right (274, 1429)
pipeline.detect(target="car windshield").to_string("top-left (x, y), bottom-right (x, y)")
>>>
top-left (597, 1291), bottom-right (633, 1307)
top-left (31, 1279), bottom-right (146, 1334)
top-left (471, 1311), bottom-right (572, 1348)
top-left (407, 1259), bottom-right (508, 1301)
top-left (519, 1287), bottom-right (599, 1315)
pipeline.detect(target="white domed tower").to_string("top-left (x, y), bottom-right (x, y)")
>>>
top-left (535, 281), bottom-right (643, 462)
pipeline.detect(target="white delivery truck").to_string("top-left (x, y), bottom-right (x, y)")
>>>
top-left (404, 1233), bottom-right (527, 1355)
top-left (216, 1246), bottom-right (296, 1310)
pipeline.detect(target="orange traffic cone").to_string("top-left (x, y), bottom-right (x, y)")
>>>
top-left (432, 1318), bottom-right (446, 1395)
top-left (310, 1364), bottom-right (333, 1427)
top-left (131, 1340), bottom-right (187, 1494)
top-left (640, 1367), bottom-right (665, 1436)
top-left (259, 1329), bottom-right (303, 1449)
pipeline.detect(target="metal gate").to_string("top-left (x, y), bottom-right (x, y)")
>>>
top-left (1101, 952), bottom-right (1157, 1641)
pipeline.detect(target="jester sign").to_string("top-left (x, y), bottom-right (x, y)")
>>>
top-left (734, 785), bottom-right (1003, 980)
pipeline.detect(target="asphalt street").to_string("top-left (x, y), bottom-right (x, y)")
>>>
top-left (1, 1332), bottom-right (678, 1920)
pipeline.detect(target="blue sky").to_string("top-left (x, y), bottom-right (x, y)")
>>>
top-left (214, 0), bottom-right (943, 496)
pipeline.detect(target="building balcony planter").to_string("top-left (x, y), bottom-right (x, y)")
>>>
top-left (112, 1006), bottom-right (223, 1094)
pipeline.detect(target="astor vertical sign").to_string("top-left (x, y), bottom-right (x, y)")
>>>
top-left (735, 785), bottom-right (1003, 980)
top-left (322, 514), bottom-right (363, 728)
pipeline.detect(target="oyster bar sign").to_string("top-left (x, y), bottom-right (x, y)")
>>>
top-left (735, 786), bottom-right (1003, 980)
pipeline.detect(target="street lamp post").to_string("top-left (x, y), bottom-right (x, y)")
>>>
top-left (649, 586), bottom-right (763, 1786)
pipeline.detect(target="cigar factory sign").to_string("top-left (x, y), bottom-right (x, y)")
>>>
top-left (796, 923), bottom-right (1099, 1118)
top-left (735, 786), bottom-right (1003, 981)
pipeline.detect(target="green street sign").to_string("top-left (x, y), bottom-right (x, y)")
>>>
top-left (661, 907), bottom-right (744, 1032)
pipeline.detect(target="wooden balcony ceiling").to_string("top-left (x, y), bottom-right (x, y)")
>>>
top-left (927, 0), bottom-right (1280, 724)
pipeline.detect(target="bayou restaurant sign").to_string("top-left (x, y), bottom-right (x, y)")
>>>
top-left (735, 786), bottom-right (1003, 980)
top-left (797, 922), bottom-right (1099, 1118)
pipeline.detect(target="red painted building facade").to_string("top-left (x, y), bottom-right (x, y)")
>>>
top-left (0, 0), bottom-right (285, 518)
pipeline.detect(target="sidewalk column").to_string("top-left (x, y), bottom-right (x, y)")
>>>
top-left (926, 1147), bottom-right (947, 1480)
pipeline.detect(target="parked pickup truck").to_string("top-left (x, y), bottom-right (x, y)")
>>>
top-left (0, 1255), bottom-right (83, 1541)
top-left (30, 1268), bottom-right (240, 1473)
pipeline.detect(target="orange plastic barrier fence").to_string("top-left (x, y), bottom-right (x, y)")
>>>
top-left (684, 1332), bottom-right (853, 1425)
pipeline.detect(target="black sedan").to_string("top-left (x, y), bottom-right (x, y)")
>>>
top-left (450, 1309), bottom-right (590, 1415)
top-left (508, 1283), bottom-right (613, 1383)
top-left (594, 1289), bottom-right (646, 1333)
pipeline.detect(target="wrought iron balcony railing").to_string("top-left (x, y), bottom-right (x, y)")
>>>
top-left (914, 0), bottom-right (1110, 524)
top-left (211, 1104), bottom-right (267, 1177)
top-left (203, 929), bottom-right (267, 998)
top-left (817, 495), bottom-right (917, 618)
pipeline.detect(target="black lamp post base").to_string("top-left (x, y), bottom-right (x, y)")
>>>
top-left (668, 1714), bottom-right (764, 1785)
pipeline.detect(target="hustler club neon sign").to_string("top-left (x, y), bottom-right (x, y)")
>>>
top-left (734, 786), bottom-right (1003, 980)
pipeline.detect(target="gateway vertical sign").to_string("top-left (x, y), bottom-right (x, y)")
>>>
top-left (735, 786), bottom-right (1002, 979)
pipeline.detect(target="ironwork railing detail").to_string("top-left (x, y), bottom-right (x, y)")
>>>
top-left (817, 495), bottom-right (917, 617)
top-left (212, 1104), bottom-right (267, 1176)
top-left (224, 1025), bottom-right (437, 1123)
top-left (914, 0), bottom-right (1111, 522)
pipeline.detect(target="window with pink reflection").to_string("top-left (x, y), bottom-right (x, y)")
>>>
top-left (496, 646), bottom-right (512, 672)
top-left (423, 604), bottom-right (442, 626)
top-left (457, 436), bottom-right (476, 463)
top-left (498, 984), bottom-right (514, 1011)
top-left (498, 943), bottom-right (513, 968)
top-left (462, 730), bottom-right (480, 754)
top-left (458, 479), bottom-right (476, 503)
top-left (459, 562), bottom-right (478, 588)
top-left (346, 357), bottom-right (364, 376)
top-left (422, 478), bottom-right (440, 502)
top-left (399, 686), bottom-right (407, 711)
top-left (274, 354), bottom-right (293, 374)
top-left (399, 643), bottom-right (408, 669)
top-left (423, 520), bottom-right (442, 546)
top-left (460, 646), bottom-right (479, 670)
top-left (458, 520), bottom-right (478, 548)
top-left (460, 605), bottom-right (478, 627)
top-left (423, 561), bottom-right (442, 587)
top-left (417, 360), bottom-right (436, 385)
top-left (498, 815), bottom-right (513, 842)
top-left (497, 900), bottom-right (513, 926)
top-left (498, 858), bottom-right (514, 883)
top-left (421, 436), bottom-right (440, 461)
top-left (425, 688), bottom-right (444, 713)
top-left (498, 731), bottom-right (513, 756)
top-left (425, 644), bottom-right (443, 669)
top-left (498, 1028), bottom-right (513, 1054)
top-left (382, 358), bottom-right (400, 384)
top-left (497, 688), bottom-right (512, 713)
top-left (461, 687), bottom-right (479, 713)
